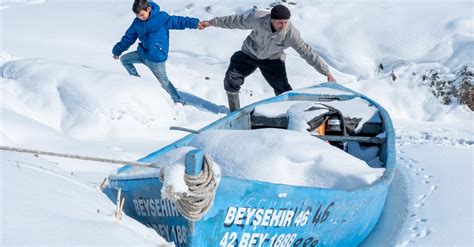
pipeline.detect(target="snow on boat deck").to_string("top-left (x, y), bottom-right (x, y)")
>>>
top-left (127, 128), bottom-right (385, 193)
top-left (190, 129), bottom-right (384, 190)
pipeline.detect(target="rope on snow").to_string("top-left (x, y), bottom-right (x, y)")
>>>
top-left (0, 145), bottom-right (151, 167)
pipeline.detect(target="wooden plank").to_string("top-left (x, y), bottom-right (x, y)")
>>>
top-left (313, 135), bottom-right (385, 144)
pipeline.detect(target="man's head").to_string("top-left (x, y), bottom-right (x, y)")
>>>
top-left (133, 0), bottom-right (151, 21)
top-left (270, 5), bottom-right (291, 32)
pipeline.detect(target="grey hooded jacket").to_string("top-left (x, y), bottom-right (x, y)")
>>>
top-left (210, 10), bottom-right (330, 76)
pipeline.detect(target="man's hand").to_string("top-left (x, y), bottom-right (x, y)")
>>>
top-left (198, 21), bottom-right (211, 30)
top-left (197, 22), bottom-right (205, 30)
top-left (327, 73), bottom-right (336, 82)
top-left (113, 55), bottom-right (120, 60)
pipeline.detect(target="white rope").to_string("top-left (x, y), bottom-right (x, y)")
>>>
top-left (0, 146), bottom-right (151, 168)
top-left (160, 154), bottom-right (218, 221)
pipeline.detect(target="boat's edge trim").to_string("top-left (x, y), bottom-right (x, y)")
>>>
top-left (109, 82), bottom-right (396, 193)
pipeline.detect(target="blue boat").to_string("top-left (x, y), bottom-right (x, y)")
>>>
top-left (104, 82), bottom-right (396, 246)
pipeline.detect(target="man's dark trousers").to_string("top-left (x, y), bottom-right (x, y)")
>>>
top-left (224, 51), bottom-right (292, 95)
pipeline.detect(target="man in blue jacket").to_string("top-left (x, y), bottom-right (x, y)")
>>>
top-left (113, 0), bottom-right (203, 104)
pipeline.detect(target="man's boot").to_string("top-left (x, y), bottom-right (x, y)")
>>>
top-left (226, 91), bottom-right (240, 112)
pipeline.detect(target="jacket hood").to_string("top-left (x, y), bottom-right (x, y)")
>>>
top-left (149, 1), bottom-right (160, 14)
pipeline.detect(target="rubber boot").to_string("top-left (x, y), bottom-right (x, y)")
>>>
top-left (226, 91), bottom-right (240, 112)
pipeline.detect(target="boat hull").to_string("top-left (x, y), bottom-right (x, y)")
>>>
top-left (105, 83), bottom-right (396, 246)
top-left (106, 174), bottom-right (389, 246)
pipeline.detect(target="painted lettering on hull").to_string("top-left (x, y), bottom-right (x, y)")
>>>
top-left (148, 223), bottom-right (188, 246)
top-left (132, 198), bottom-right (180, 217)
top-left (219, 202), bottom-right (335, 247)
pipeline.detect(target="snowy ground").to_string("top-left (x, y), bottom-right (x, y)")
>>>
top-left (1, 0), bottom-right (473, 246)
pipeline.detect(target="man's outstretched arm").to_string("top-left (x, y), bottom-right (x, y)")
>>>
top-left (200, 10), bottom-right (260, 30)
top-left (289, 26), bottom-right (336, 82)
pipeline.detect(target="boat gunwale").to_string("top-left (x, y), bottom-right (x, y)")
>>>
top-left (108, 83), bottom-right (396, 194)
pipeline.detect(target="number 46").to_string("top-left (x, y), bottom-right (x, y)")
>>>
top-left (312, 202), bottom-right (335, 226)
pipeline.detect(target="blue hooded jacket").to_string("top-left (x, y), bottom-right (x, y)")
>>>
top-left (112, 2), bottom-right (199, 62)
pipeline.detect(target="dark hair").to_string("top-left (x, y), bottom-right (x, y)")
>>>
top-left (133, 0), bottom-right (150, 14)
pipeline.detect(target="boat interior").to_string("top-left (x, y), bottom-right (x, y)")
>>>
top-left (215, 93), bottom-right (388, 169)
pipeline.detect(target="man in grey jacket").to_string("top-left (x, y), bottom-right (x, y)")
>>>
top-left (201, 5), bottom-right (336, 112)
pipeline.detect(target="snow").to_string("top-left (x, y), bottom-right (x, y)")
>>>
top-left (189, 129), bottom-right (384, 189)
top-left (1, 0), bottom-right (473, 246)
top-left (291, 86), bottom-right (354, 95)
top-left (362, 122), bottom-right (474, 246)
top-left (398, 144), bottom-right (471, 244)
top-left (287, 103), bottom-right (331, 132)
top-left (158, 147), bottom-right (197, 199)
top-left (347, 142), bottom-right (382, 168)
top-left (2, 152), bottom-right (168, 246)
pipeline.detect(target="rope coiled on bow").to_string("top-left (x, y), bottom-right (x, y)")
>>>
top-left (160, 154), bottom-right (218, 221)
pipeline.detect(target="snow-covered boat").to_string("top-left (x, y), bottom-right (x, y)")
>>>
top-left (104, 82), bottom-right (395, 246)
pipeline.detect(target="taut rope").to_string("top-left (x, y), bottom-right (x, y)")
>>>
top-left (0, 146), bottom-right (151, 167)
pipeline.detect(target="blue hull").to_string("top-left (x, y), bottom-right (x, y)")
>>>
top-left (105, 83), bottom-right (396, 246)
